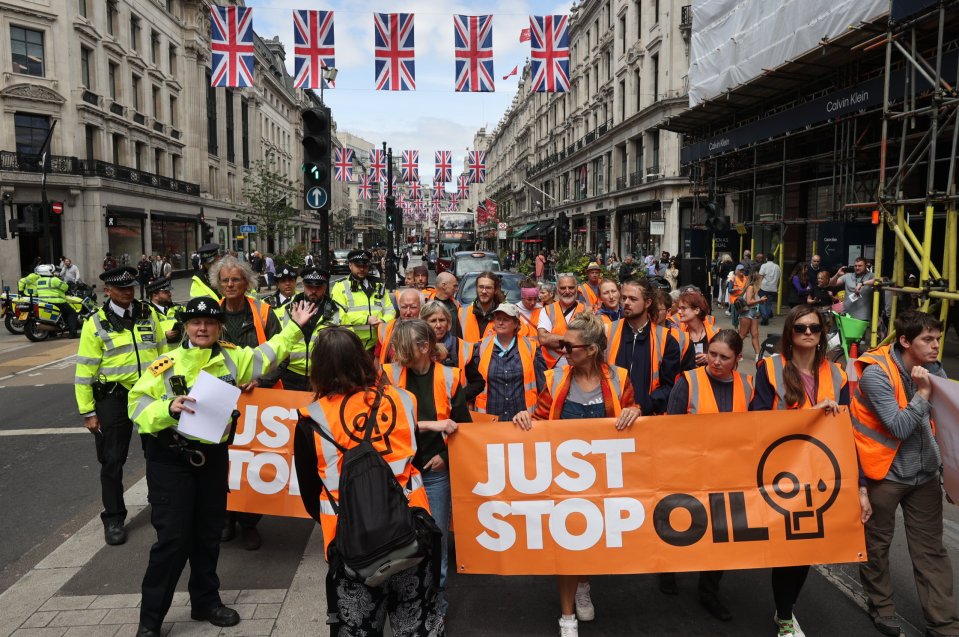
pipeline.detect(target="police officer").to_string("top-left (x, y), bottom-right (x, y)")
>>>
top-left (35, 263), bottom-right (79, 337)
top-left (75, 266), bottom-right (165, 545)
top-left (190, 243), bottom-right (222, 300)
top-left (329, 249), bottom-right (395, 351)
top-left (277, 267), bottom-right (343, 391)
top-left (146, 277), bottom-right (182, 351)
top-left (128, 296), bottom-right (317, 637)
top-left (18, 266), bottom-right (39, 296)
top-left (263, 265), bottom-right (298, 311)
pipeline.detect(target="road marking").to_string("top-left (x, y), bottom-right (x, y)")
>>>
top-left (28, 372), bottom-right (41, 377)
top-left (0, 375), bottom-right (11, 381)
top-left (0, 428), bottom-right (88, 436)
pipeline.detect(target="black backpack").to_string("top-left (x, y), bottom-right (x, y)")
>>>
top-left (294, 384), bottom-right (427, 587)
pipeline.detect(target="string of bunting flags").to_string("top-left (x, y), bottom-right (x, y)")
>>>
top-left (209, 6), bottom-right (570, 93)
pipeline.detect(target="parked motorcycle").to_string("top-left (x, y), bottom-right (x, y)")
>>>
top-left (1, 288), bottom-right (25, 335)
top-left (21, 289), bottom-right (98, 342)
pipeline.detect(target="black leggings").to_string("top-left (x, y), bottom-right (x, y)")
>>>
top-left (772, 565), bottom-right (810, 619)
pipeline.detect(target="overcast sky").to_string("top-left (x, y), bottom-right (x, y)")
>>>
top-left (248, 0), bottom-right (571, 177)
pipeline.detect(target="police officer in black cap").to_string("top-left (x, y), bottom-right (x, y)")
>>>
top-left (147, 277), bottom-right (182, 349)
top-left (75, 267), bottom-right (165, 545)
top-left (128, 296), bottom-right (317, 637)
top-left (263, 265), bottom-right (298, 311)
top-left (276, 267), bottom-right (344, 391)
top-left (329, 250), bottom-right (396, 351)
top-left (190, 243), bottom-right (221, 300)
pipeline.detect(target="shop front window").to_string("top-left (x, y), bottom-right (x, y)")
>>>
top-left (150, 217), bottom-right (197, 270)
top-left (107, 216), bottom-right (144, 266)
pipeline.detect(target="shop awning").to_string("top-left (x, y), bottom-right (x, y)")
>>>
top-left (511, 222), bottom-right (537, 239)
top-left (529, 220), bottom-right (555, 236)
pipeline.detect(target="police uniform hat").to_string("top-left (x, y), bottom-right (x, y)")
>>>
top-left (99, 266), bottom-right (138, 288)
top-left (301, 267), bottom-right (330, 286)
top-left (197, 243), bottom-right (220, 264)
top-left (146, 277), bottom-right (172, 294)
top-left (276, 265), bottom-right (298, 280)
top-left (180, 296), bottom-right (224, 322)
top-left (347, 249), bottom-right (372, 264)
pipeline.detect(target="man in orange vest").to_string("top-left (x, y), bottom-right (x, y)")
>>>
top-left (433, 272), bottom-right (460, 336)
top-left (851, 310), bottom-right (959, 637)
top-left (412, 265), bottom-right (435, 299)
top-left (577, 262), bottom-right (603, 309)
top-left (537, 273), bottom-right (589, 368)
top-left (458, 271), bottom-right (501, 342)
top-left (607, 277), bottom-right (683, 417)
top-left (376, 288), bottom-right (423, 366)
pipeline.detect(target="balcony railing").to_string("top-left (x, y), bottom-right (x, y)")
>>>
top-left (152, 121), bottom-right (164, 133)
top-left (133, 112), bottom-right (146, 125)
top-left (0, 151), bottom-right (200, 195)
top-left (109, 102), bottom-right (124, 115)
top-left (82, 90), bottom-right (100, 106)
top-left (616, 175), bottom-right (627, 190)
top-left (681, 5), bottom-right (692, 29)
top-left (629, 171), bottom-right (643, 187)
top-left (170, 129), bottom-right (181, 140)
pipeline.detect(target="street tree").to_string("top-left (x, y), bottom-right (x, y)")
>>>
top-left (241, 149), bottom-right (299, 253)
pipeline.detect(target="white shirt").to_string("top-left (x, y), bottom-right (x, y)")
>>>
top-left (514, 301), bottom-right (540, 321)
top-left (758, 262), bottom-right (781, 293)
top-left (61, 264), bottom-right (81, 284)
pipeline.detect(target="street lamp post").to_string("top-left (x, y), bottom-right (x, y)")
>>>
top-left (319, 67), bottom-right (338, 105)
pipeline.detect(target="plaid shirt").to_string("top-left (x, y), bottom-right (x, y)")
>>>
top-left (477, 340), bottom-right (526, 422)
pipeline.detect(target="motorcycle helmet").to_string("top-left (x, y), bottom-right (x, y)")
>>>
top-left (36, 264), bottom-right (55, 276)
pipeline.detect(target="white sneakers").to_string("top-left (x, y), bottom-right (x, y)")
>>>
top-left (776, 612), bottom-right (805, 637)
top-left (559, 615), bottom-right (578, 637)
top-left (575, 582), bottom-right (595, 622)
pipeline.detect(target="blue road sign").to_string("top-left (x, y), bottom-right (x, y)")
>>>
top-left (306, 187), bottom-right (328, 210)
top-left (239, 224), bottom-right (257, 233)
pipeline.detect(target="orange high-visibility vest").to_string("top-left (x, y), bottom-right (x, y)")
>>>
top-left (605, 320), bottom-right (671, 392)
top-left (677, 321), bottom-right (718, 361)
top-left (539, 301), bottom-right (588, 368)
top-left (473, 335), bottom-right (538, 414)
top-left (539, 364), bottom-right (631, 420)
top-left (458, 304), bottom-right (493, 343)
top-left (764, 355), bottom-right (847, 410)
top-left (850, 345), bottom-right (929, 480)
top-left (300, 386), bottom-right (428, 557)
top-left (578, 282), bottom-right (601, 310)
top-left (684, 366), bottom-right (753, 414)
top-left (383, 363), bottom-right (460, 420)
top-left (376, 319), bottom-right (400, 366)
top-left (220, 296), bottom-right (283, 389)
top-left (448, 337), bottom-right (475, 388)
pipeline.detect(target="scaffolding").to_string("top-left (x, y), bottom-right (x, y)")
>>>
top-left (870, 0), bottom-right (959, 357)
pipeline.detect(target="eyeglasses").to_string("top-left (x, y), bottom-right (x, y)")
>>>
top-left (219, 277), bottom-right (245, 285)
top-left (558, 340), bottom-right (589, 352)
top-left (793, 323), bottom-right (823, 334)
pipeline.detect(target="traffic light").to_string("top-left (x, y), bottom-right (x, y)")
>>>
top-left (556, 211), bottom-right (570, 245)
top-left (22, 204), bottom-right (41, 233)
top-left (385, 196), bottom-right (397, 229)
top-left (302, 106), bottom-right (332, 213)
top-left (201, 221), bottom-right (214, 243)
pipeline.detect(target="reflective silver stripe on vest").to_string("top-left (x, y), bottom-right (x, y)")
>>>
top-left (76, 356), bottom-right (100, 366)
top-left (651, 326), bottom-right (668, 384)
top-left (408, 470), bottom-right (424, 493)
top-left (319, 499), bottom-right (337, 516)
top-left (440, 364), bottom-right (456, 398)
top-left (93, 314), bottom-right (115, 350)
top-left (829, 364), bottom-right (844, 398)
top-left (222, 353), bottom-right (239, 383)
top-left (306, 401), bottom-right (343, 492)
top-left (99, 364), bottom-right (142, 376)
top-left (130, 393), bottom-right (154, 421)
top-left (687, 369), bottom-right (702, 414)
top-left (74, 375), bottom-right (94, 385)
top-left (770, 355), bottom-right (788, 410)
top-left (608, 366), bottom-right (624, 399)
top-left (386, 364), bottom-right (403, 386)
top-left (740, 372), bottom-right (753, 406)
top-left (251, 342), bottom-right (277, 379)
top-left (850, 408), bottom-right (900, 450)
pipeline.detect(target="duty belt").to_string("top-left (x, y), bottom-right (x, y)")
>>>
top-left (159, 409), bottom-right (241, 467)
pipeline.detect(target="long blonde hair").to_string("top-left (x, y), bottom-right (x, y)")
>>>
top-left (566, 312), bottom-right (608, 374)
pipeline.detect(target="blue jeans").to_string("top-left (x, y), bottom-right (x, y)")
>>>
top-left (761, 291), bottom-right (778, 322)
top-left (422, 468), bottom-right (450, 616)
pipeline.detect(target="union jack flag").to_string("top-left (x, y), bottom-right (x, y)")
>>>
top-left (468, 150), bottom-right (486, 183)
top-left (401, 150), bottom-right (419, 183)
top-left (409, 181), bottom-right (422, 199)
top-left (358, 173), bottom-right (372, 200)
top-left (374, 13), bottom-right (415, 91)
top-left (529, 15), bottom-right (570, 93)
top-left (457, 174), bottom-right (470, 197)
top-left (431, 198), bottom-right (440, 213)
top-left (433, 182), bottom-right (445, 199)
top-left (434, 150), bottom-right (452, 183)
top-left (369, 148), bottom-right (386, 182)
top-left (334, 147), bottom-right (353, 182)
top-left (449, 192), bottom-right (460, 208)
top-left (377, 191), bottom-right (386, 211)
top-left (454, 15), bottom-right (494, 93)
top-left (293, 10), bottom-right (335, 90)
top-left (210, 6), bottom-right (254, 87)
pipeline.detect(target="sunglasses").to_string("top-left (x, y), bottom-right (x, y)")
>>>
top-left (793, 323), bottom-right (823, 334)
top-left (558, 340), bottom-right (589, 352)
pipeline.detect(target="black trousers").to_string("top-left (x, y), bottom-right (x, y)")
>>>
top-left (94, 389), bottom-right (135, 524)
top-left (140, 437), bottom-right (228, 630)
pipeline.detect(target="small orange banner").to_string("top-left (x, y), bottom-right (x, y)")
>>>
top-left (227, 388), bottom-right (312, 518)
top-left (448, 408), bottom-right (867, 575)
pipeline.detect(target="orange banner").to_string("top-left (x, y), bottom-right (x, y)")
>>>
top-left (226, 388), bottom-right (312, 519)
top-left (448, 408), bottom-right (867, 575)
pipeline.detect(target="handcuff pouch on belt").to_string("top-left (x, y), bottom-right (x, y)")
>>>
top-left (92, 374), bottom-right (122, 402)
top-left (161, 374), bottom-right (241, 467)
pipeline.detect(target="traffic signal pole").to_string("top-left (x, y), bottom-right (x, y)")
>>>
top-left (384, 143), bottom-right (396, 291)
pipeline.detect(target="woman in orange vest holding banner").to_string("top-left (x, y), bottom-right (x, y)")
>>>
top-left (661, 329), bottom-right (752, 621)
top-left (383, 320), bottom-right (471, 620)
top-left (513, 312), bottom-right (639, 637)
top-left (421, 301), bottom-right (485, 402)
top-left (676, 288), bottom-right (718, 368)
top-left (293, 327), bottom-right (457, 636)
top-left (471, 303), bottom-right (542, 421)
top-left (750, 305), bottom-right (852, 637)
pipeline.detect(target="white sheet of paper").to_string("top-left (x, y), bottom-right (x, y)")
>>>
top-left (176, 370), bottom-right (242, 443)
top-left (929, 376), bottom-right (959, 503)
